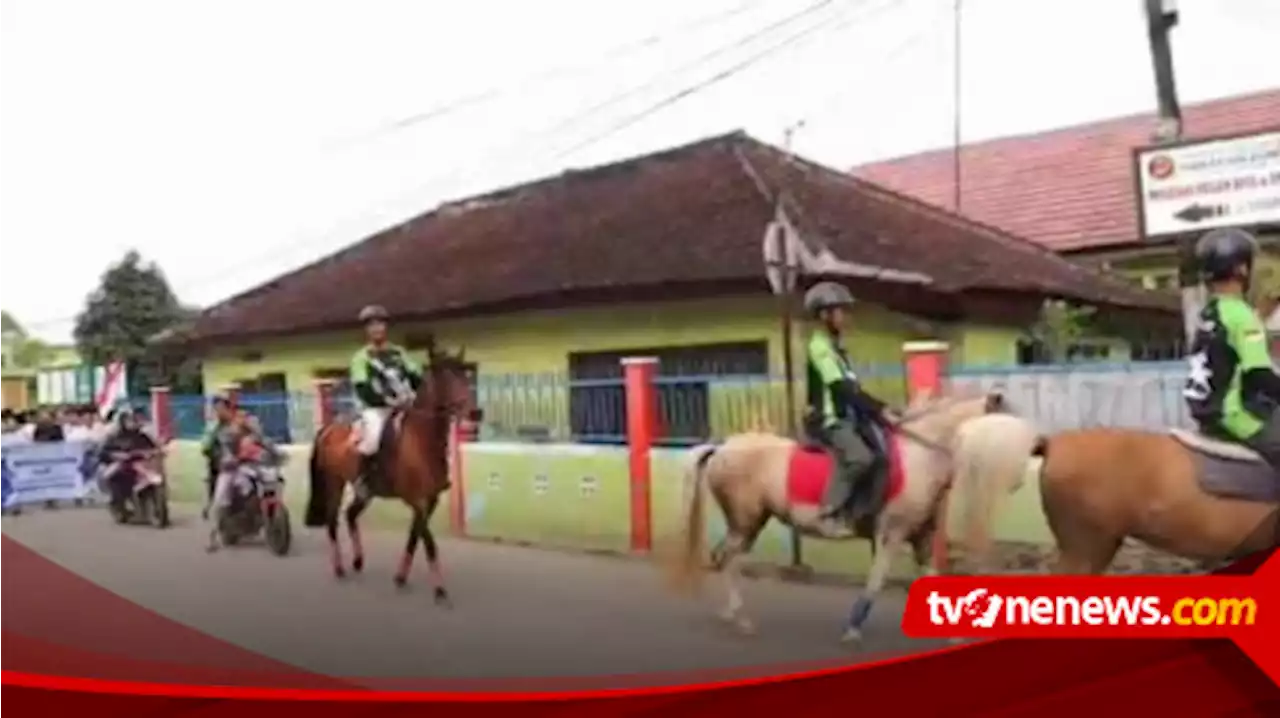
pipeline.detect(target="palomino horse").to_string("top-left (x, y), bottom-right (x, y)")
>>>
top-left (304, 338), bottom-right (479, 606)
top-left (952, 413), bottom-right (1280, 574)
top-left (667, 390), bottom-right (1005, 644)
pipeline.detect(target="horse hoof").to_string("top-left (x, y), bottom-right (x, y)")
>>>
top-left (352, 556), bottom-right (364, 573)
top-left (434, 588), bottom-right (452, 608)
top-left (840, 627), bottom-right (863, 645)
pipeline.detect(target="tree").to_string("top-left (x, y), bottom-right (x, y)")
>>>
top-left (1, 311), bottom-right (54, 370)
top-left (1026, 300), bottom-right (1097, 363)
top-left (73, 251), bottom-right (192, 390)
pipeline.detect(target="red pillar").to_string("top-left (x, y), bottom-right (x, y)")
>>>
top-left (313, 379), bottom-right (336, 428)
top-left (902, 341), bottom-right (951, 572)
top-left (622, 357), bottom-right (658, 554)
top-left (149, 386), bottom-right (172, 443)
top-left (448, 421), bottom-right (466, 538)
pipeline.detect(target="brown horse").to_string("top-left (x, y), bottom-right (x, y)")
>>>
top-left (666, 389), bottom-right (1005, 644)
top-left (953, 412), bottom-right (1279, 574)
top-left (304, 338), bottom-right (479, 606)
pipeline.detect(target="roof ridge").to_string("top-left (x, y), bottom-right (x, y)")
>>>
top-left (852, 87), bottom-right (1280, 168)
top-left (777, 146), bottom-right (1167, 304)
top-left (201, 131), bottom-right (752, 319)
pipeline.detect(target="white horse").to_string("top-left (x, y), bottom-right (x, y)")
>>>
top-left (665, 390), bottom-right (1006, 643)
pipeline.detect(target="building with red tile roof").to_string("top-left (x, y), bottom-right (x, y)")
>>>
top-left (852, 90), bottom-right (1280, 279)
top-left (182, 132), bottom-right (1170, 346)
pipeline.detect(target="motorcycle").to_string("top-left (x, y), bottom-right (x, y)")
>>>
top-left (103, 449), bottom-right (170, 529)
top-left (217, 457), bottom-right (292, 556)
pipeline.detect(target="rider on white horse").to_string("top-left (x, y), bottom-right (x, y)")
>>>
top-left (803, 282), bottom-right (898, 533)
top-left (349, 305), bottom-right (423, 500)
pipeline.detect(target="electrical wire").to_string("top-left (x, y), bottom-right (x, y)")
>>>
top-left (18, 0), bottom-right (918, 332)
top-left (318, 0), bottom-right (774, 154)
top-left (551, 0), bottom-right (907, 161)
top-left (159, 0), bottom-right (855, 297)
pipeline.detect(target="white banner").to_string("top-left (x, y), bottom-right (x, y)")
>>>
top-left (1136, 131), bottom-right (1280, 238)
top-left (1, 439), bottom-right (98, 509)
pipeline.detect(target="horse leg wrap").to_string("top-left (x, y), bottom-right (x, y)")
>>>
top-left (394, 552), bottom-right (413, 584)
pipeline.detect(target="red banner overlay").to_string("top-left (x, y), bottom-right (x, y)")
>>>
top-left (902, 550), bottom-right (1279, 682)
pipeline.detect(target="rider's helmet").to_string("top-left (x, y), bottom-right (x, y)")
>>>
top-left (1195, 228), bottom-right (1259, 283)
top-left (358, 305), bottom-right (390, 324)
top-left (803, 281), bottom-right (855, 317)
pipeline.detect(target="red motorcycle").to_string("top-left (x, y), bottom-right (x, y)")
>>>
top-left (216, 439), bottom-right (291, 556)
top-left (103, 448), bottom-right (170, 528)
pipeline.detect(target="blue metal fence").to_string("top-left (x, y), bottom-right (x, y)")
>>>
top-left (154, 360), bottom-right (1190, 445)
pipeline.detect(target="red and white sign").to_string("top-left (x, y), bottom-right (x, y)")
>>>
top-left (1136, 131), bottom-right (1280, 238)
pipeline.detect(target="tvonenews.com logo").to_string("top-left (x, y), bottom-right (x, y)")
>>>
top-left (925, 588), bottom-right (1257, 630)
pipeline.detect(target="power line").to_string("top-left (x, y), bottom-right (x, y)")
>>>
top-left (161, 0), bottom-right (853, 297)
top-left (781, 1), bottom-right (941, 139)
top-left (20, 0), bottom-right (910, 331)
top-left (552, 0), bottom-right (905, 160)
top-left (532, 0), bottom-right (843, 154)
top-left (319, 0), bottom-right (774, 154)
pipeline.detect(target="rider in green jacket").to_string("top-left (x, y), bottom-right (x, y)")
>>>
top-left (803, 282), bottom-right (899, 533)
top-left (349, 305), bottom-right (423, 499)
top-left (1184, 228), bottom-right (1280, 480)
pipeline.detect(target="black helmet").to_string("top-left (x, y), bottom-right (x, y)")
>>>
top-left (1195, 228), bottom-right (1258, 282)
top-left (803, 281), bottom-right (855, 316)
top-left (358, 305), bottom-right (389, 323)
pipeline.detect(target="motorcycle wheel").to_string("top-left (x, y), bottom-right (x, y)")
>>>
top-left (218, 515), bottom-right (241, 546)
top-left (153, 485), bottom-right (171, 529)
top-left (265, 505), bottom-right (292, 556)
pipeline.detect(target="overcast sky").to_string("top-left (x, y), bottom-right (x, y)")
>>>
top-left (2, 0), bottom-right (1278, 343)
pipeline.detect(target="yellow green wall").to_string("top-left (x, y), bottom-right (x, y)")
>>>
top-left (201, 294), bottom-right (1030, 399)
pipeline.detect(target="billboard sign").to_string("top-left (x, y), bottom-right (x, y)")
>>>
top-left (1135, 130), bottom-right (1280, 239)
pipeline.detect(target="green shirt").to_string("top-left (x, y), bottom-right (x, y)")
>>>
top-left (805, 330), bottom-right (857, 427)
top-left (349, 343), bottom-right (422, 408)
top-left (1184, 294), bottom-right (1274, 440)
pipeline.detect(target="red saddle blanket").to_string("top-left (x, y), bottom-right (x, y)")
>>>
top-left (786, 432), bottom-right (906, 507)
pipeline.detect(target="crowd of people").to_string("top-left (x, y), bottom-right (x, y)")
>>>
top-left (1, 404), bottom-right (118, 444)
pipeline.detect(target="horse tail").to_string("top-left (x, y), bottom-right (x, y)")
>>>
top-left (304, 425), bottom-right (332, 528)
top-left (953, 413), bottom-right (1040, 572)
top-left (665, 443), bottom-right (719, 595)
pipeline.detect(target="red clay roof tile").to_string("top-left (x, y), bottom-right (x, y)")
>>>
top-left (851, 89), bottom-right (1280, 252)
top-left (187, 133), bottom-right (1173, 343)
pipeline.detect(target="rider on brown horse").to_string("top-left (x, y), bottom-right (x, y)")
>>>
top-left (1184, 227), bottom-right (1280, 482)
top-left (802, 281), bottom-right (899, 533)
top-left (350, 305), bottom-right (424, 500)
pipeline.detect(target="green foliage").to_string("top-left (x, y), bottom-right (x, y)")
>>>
top-left (1028, 300), bottom-right (1097, 362)
top-left (72, 251), bottom-right (197, 389)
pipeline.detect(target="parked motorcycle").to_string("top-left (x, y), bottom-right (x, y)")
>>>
top-left (104, 449), bottom-right (170, 529)
top-left (217, 460), bottom-right (291, 556)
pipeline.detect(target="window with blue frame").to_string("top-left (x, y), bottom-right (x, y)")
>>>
top-left (567, 341), bottom-right (769, 445)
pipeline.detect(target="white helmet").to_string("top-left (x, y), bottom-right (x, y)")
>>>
top-left (803, 281), bottom-right (855, 316)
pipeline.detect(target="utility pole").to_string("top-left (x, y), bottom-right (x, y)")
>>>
top-left (1142, 0), bottom-right (1199, 347)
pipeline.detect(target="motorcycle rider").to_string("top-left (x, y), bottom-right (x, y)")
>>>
top-left (99, 409), bottom-right (160, 509)
top-left (349, 305), bottom-right (423, 500)
top-left (803, 281), bottom-right (899, 535)
top-left (1183, 227), bottom-right (1280, 484)
top-left (204, 398), bottom-right (251, 552)
top-left (199, 394), bottom-right (236, 519)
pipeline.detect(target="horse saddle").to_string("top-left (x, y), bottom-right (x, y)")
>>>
top-left (1168, 429), bottom-right (1280, 503)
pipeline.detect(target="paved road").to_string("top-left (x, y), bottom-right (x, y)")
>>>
top-left (3, 504), bottom-right (941, 688)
